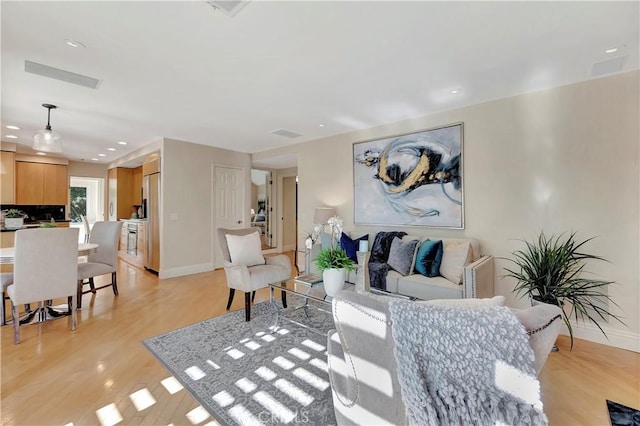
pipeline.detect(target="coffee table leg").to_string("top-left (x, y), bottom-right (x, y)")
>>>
top-left (270, 286), bottom-right (281, 332)
top-left (281, 290), bottom-right (287, 309)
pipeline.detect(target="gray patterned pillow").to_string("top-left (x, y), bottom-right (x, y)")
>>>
top-left (387, 237), bottom-right (419, 276)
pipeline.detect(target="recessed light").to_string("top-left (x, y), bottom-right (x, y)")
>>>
top-left (117, 141), bottom-right (127, 145)
top-left (91, 158), bottom-right (99, 161)
top-left (450, 88), bottom-right (462, 94)
top-left (37, 152), bottom-right (47, 156)
top-left (5, 135), bottom-right (18, 139)
top-left (5, 125), bottom-right (20, 130)
top-left (98, 153), bottom-right (106, 157)
top-left (605, 48), bottom-right (618, 54)
top-left (107, 148), bottom-right (116, 151)
top-left (319, 124), bottom-right (325, 127)
top-left (65, 39), bottom-right (85, 48)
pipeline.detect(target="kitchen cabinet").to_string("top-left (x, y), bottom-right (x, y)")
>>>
top-left (108, 167), bottom-right (138, 221)
top-left (15, 162), bottom-right (68, 205)
top-left (0, 151), bottom-right (15, 204)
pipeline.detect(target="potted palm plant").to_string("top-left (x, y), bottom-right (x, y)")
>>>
top-left (503, 231), bottom-right (624, 349)
top-left (4, 209), bottom-right (26, 229)
top-left (314, 216), bottom-right (355, 296)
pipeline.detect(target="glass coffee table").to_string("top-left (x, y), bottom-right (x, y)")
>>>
top-left (268, 276), bottom-right (353, 334)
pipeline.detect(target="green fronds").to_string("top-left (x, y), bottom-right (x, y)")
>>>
top-left (503, 231), bottom-right (624, 349)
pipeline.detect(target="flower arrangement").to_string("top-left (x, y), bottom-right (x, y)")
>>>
top-left (313, 216), bottom-right (355, 273)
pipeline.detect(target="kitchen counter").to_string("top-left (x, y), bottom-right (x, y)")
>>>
top-left (1, 220), bottom-right (72, 232)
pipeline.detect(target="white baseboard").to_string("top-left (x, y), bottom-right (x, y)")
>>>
top-left (159, 262), bottom-right (214, 279)
top-left (561, 321), bottom-right (640, 353)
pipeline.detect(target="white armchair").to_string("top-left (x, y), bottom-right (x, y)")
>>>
top-left (217, 227), bottom-right (291, 321)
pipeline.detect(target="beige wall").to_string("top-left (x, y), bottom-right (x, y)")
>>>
top-left (257, 71), bottom-right (640, 351)
top-left (160, 138), bottom-right (251, 278)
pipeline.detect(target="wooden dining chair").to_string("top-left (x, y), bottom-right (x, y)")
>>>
top-left (6, 228), bottom-right (80, 344)
top-left (77, 221), bottom-right (123, 308)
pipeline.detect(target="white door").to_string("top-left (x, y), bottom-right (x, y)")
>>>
top-left (214, 165), bottom-right (245, 267)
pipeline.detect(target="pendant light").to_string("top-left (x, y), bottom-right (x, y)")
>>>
top-left (33, 103), bottom-right (62, 153)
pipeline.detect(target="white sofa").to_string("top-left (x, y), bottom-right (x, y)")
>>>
top-left (308, 233), bottom-right (494, 301)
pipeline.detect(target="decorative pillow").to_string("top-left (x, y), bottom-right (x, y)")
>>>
top-left (414, 239), bottom-right (443, 277)
top-left (339, 232), bottom-right (368, 263)
top-left (439, 241), bottom-right (472, 284)
top-left (225, 231), bottom-right (265, 266)
top-left (420, 296), bottom-right (505, 308)
top-left (370, 231), bottom-right (407, 263)
top-left (387, 237), bottom-right (419, 276)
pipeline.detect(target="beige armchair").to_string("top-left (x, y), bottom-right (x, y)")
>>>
top-left (217, 227), bottom-right (291, 321)
top-left (328, 291), bottom-right (562, 425)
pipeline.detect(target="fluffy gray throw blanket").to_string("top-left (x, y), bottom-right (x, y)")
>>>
top-left (388, 300), bottom-right (548, 426)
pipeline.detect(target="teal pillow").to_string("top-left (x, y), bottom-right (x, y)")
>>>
top-left (414, 239), bottom-right (443, 277)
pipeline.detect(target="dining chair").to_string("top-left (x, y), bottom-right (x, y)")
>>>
top-left (77, 221), bottom-right (123, 309)
top-left (1, 272), bottom-right (14, 325)
top-left (81, 215), bottom-right (91, 243)
top-left (7, 227), bottom-right (80, 344)
top-left (217, 227), bottom-right (291, 321)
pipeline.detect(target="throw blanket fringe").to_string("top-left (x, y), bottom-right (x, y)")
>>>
top-left (388, 301), bottom-right (548, 426)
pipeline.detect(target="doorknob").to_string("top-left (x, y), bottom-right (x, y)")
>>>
top-left (237, 220), bottom-right (242, 224)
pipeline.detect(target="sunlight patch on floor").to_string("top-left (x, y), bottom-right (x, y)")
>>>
top-left (129, 388), bottom-right (157, 411)
top-left (186, 406), bottom-right (210, 424)
top-left (161, 376), bottom-right (184, 394)
top-left (96, 403), bottom-right (123, 426)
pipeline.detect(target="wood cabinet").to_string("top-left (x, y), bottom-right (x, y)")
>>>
top-left (15, 161), bottom-right (68, 205)
top-left (1, 151), bottom-right (15, 204)
top-left (108, 167), bottom-right (138, 221)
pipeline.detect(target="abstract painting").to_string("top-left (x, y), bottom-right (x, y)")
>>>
top-left (353, 123), bottom-right (463, 228)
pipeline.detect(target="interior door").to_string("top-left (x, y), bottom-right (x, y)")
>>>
top-left (214, 165), bottom-right (245, 267)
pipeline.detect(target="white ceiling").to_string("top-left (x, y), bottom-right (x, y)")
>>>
top-left (1, 1), bottom-right (638, 169)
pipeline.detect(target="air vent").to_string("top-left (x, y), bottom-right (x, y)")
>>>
top-left (25, 60), bottom-right (102, 89)
top-left (271, 129), bottom-right (303, 139)
top-left (591, 56), bottom-right (625, 77)
top-left (205, 1), bottom-right (250, 17)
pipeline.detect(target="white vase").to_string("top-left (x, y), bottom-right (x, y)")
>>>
top-left (5, 218), bottom-right (24, 229)
top-left (323, 268), bottom-right (346, 297)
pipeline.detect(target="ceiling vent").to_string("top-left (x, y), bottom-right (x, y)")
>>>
top-left (271, 129), bottom-right (303, 139)
top-left (205, 1), bottom-right (250, 17)
top-left (590, 56), bottom-right (625, 78)
top-left (25, 60), bottom-right (102, 89)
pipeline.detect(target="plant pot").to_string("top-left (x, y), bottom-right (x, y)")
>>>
top-left (5, 218), bottom-right (24, 229)
top-left (323, 268), bottom-right (346, 297)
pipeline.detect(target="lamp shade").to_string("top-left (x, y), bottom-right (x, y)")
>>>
top-left (33, 103), bottom-right (62, 153)
top-left (313, 207), bottom-right (336, 224)
top-left (33, 128), bottom-right (62, 152)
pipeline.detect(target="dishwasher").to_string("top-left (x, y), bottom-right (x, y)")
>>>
top-left (127, 222), bottom-right (137, 256)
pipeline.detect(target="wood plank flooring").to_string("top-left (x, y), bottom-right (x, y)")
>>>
top-left (1, 254), bottom-right (638, 425)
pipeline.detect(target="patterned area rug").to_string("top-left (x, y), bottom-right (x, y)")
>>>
top-left (607, 400), bottom-right (640, 426)
top-left (143, 298), bottom-right (336, 426)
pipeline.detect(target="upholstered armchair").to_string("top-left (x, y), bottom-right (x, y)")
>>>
top-left (217, 227), bottom-right (291, 321)
top-left (327, 291), bottom-right (562, 425)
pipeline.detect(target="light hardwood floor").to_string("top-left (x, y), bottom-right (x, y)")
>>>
top-left (1, 254), bottom-right (638, 425)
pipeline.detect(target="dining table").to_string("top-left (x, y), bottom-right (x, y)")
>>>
top-left (1, 243), bottom-right (99, 324)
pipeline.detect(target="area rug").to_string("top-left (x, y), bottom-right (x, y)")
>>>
top-left (143, 299), bottom-right (336, 425)
top-left (607, 400), bottom-right (640, 426)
